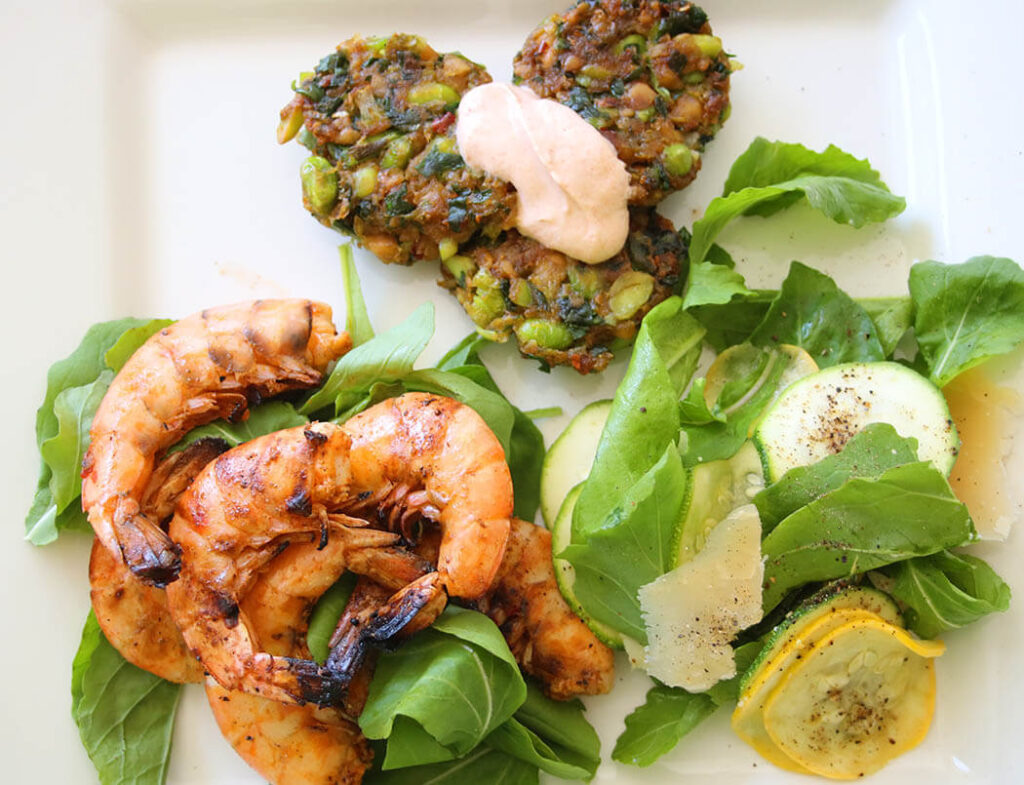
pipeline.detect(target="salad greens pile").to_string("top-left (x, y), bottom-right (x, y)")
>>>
top-left (27, 248), bottom-right (602, 785)
top-left (559, 138), bottom-right (1024, 766)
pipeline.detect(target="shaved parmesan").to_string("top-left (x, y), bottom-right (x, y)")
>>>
top-left (639, 504), bottom-right (764, 691)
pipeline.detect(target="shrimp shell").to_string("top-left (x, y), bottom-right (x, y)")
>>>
top-left (205, 537), bottom-right (374, 785)
top-left (89, 437), bottom-right (229, 683)
top-left (476, 518), bottom-right (615, 700)
top-left (81, 299), bottom-right (351, 587)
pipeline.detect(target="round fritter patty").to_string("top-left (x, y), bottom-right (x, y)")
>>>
top-left (439, 208), bottom-right (685, 374)
top-left (513, 0), bottom-right (732, 205)
top-left (279, 34), bottom-right (517, 264)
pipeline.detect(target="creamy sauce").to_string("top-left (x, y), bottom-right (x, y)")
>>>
top-left (456, 83), bottom-right (630, 264)
top-left (944, 365), bottom-right (1024, 539)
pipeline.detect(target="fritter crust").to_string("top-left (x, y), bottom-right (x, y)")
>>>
top-left (438, 208), bottom-right (686, 374)
top-left (513, 0), bottom-right (732, 205)
top-left (280, 34), bottom-right (517, 264)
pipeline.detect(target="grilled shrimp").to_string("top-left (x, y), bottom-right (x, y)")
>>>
top-left (340, 392), bottom-right (513, 599)
top-left (81, 299), bottom-right (351, 587)
top-left (475, 518), bottom-right (615, 700)
top-left (205, 538), bottom-right (376, 785)
top-left (90, 437), bottom-right (228, 683)
top-left (167, 393), bottom-right (513, 707)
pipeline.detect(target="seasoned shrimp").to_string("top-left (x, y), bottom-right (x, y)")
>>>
top-left (205, 538), bottom-right (376, 785)
top-left (90, 437), bottom-right (227, 683)
top-left (81, 299), bottom-right (351, 587)
top-left (341, 392), bottom-right (513, 599)
top-left (475, 518), bottom-right (615, 700)
top-left (167, 393), bottom-right (512, 707)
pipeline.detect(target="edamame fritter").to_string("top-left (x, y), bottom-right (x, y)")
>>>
top-left (438, 208), bottom-right (685, 374)
top-left (513, 0), bottom-right (732, 205)
top-left (279, 34), bottom-right (517, 264)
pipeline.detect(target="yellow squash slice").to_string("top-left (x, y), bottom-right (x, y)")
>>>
top-left (762, 617), bottom-right (944, 780)
top-left (732, 587), bottom-right (903, 772)
top-left (733, 608), bottom-right (886, 773)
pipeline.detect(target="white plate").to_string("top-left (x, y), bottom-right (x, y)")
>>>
top-left (3, 0), bottom-right (1023, 782)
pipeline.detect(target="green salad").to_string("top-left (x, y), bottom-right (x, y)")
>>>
top-left (541, 137), bottom-right (1023, 771)
top-left (25, 138), bottom-right (1024, 783)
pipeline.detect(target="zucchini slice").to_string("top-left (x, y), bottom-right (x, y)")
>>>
top-left (673, 440), bottom-right (763, 567)
top-left (550, 483), bottom-right (624, 649)
top-left (703, 343), bottom-right (818, 422)
top-left (763, 617), bottom-right (944, 780)
top-left (753, 361), bottom-right (959, 483)
top-left (540, 399), bottom-right (612, 526)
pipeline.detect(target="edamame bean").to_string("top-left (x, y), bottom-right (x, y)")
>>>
top-left (438, 238), bottom-right (458, 261)
top-left (690, 34), bottom-right (723, 58)
top-left (408, 82), bottom-right (460, 108)
top-left (381, 136), bottom-right (413, 169)
top-left (608, 271), bottom-right (655, 320)
top-left (352, 164), bottom-right (378, 198)
top-left (510, 280), bottom-right (533, 307)
top-left (443, 254), bottom-right (476, 285)
top-left (515, 319), bottom-right (574, 350)
top-left (277, 106), bottom-right (304, 144)
top-left (662, 143), bottom-right (693, 176)
top-left (300, 156), bottom-right (338, 215)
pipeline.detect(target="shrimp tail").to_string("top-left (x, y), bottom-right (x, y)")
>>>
top-left (324, 573), bottom-right (445, 686)
top-left (282, 657), bottom-right (352, 707)
top-left (114, 506), bottom-right (183, 588)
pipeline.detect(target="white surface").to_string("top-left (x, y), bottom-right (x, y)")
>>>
top-left (2, 0), bottom-right (1022, 782)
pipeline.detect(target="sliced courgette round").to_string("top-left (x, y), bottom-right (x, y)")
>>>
top-left (763, 617), bottom-right (944, 780)
top-left (753, 361), bottom-right (959, 483)
top-left (703, 343), bottom-right (818, 422)
top-left (540, 399), bottom-right (612, 527)
top-left (550, 483), bottom-right (624, 649)
top-left (673, 440), bottom-right (763, 568)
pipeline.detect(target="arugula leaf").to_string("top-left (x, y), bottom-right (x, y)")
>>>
top-left (71, 612), bottom-right (181, 785)
top-left (27, 318), bottom-right (170, 544)
top-left (858, 297), bottom-right (913, 357)
top-left (300, 302), bottom-right (434, 416)
top-left (748, 262), bottom-right (885, 366)
top-left (688, 291), bottom-right (775, 352)
top-left (340, 244), bottom-right (375, 347)
top-left (612, 641), bottom-right (761, 767)
top-left (573, 297), bottom-right (703, 537)
top-left (103, 320), bottom-right (174, 373)
top-left (509, 680), bottom-right (600, 778)
top-left (909, 256), bottom-right (1024, 386)
top-left (754, 423), bottom-right (920, 532)
top-left (612, 685), bottom-right (717, 767)
top-left (306, 572), bottom-right (357, 664)
top-left (690, 138), bottom-right (905, 265)
top-left (762, 462), bottom-right (974, 612)
top-left (364, 747), bottom-right (538, 785)
top-left (563, 445), bottom-right (688, 642)
top-left (34, 318), bottom-right (164, 449)
top-left (486, 719), bottom-right (593, 781)
top-left (173, 400), bottom-right (308, 452)
top-left (682, 260), bottom-right (753, 310)
top-left (39, 373), bottom-right (112, 516)
top-left (359, 607), bottom-right (526, 759)
top-left (877, 551), bottom-right (1011, 639)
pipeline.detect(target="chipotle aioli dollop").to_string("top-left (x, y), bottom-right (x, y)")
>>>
top-left (456, 83), bottom-right (630, 264)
